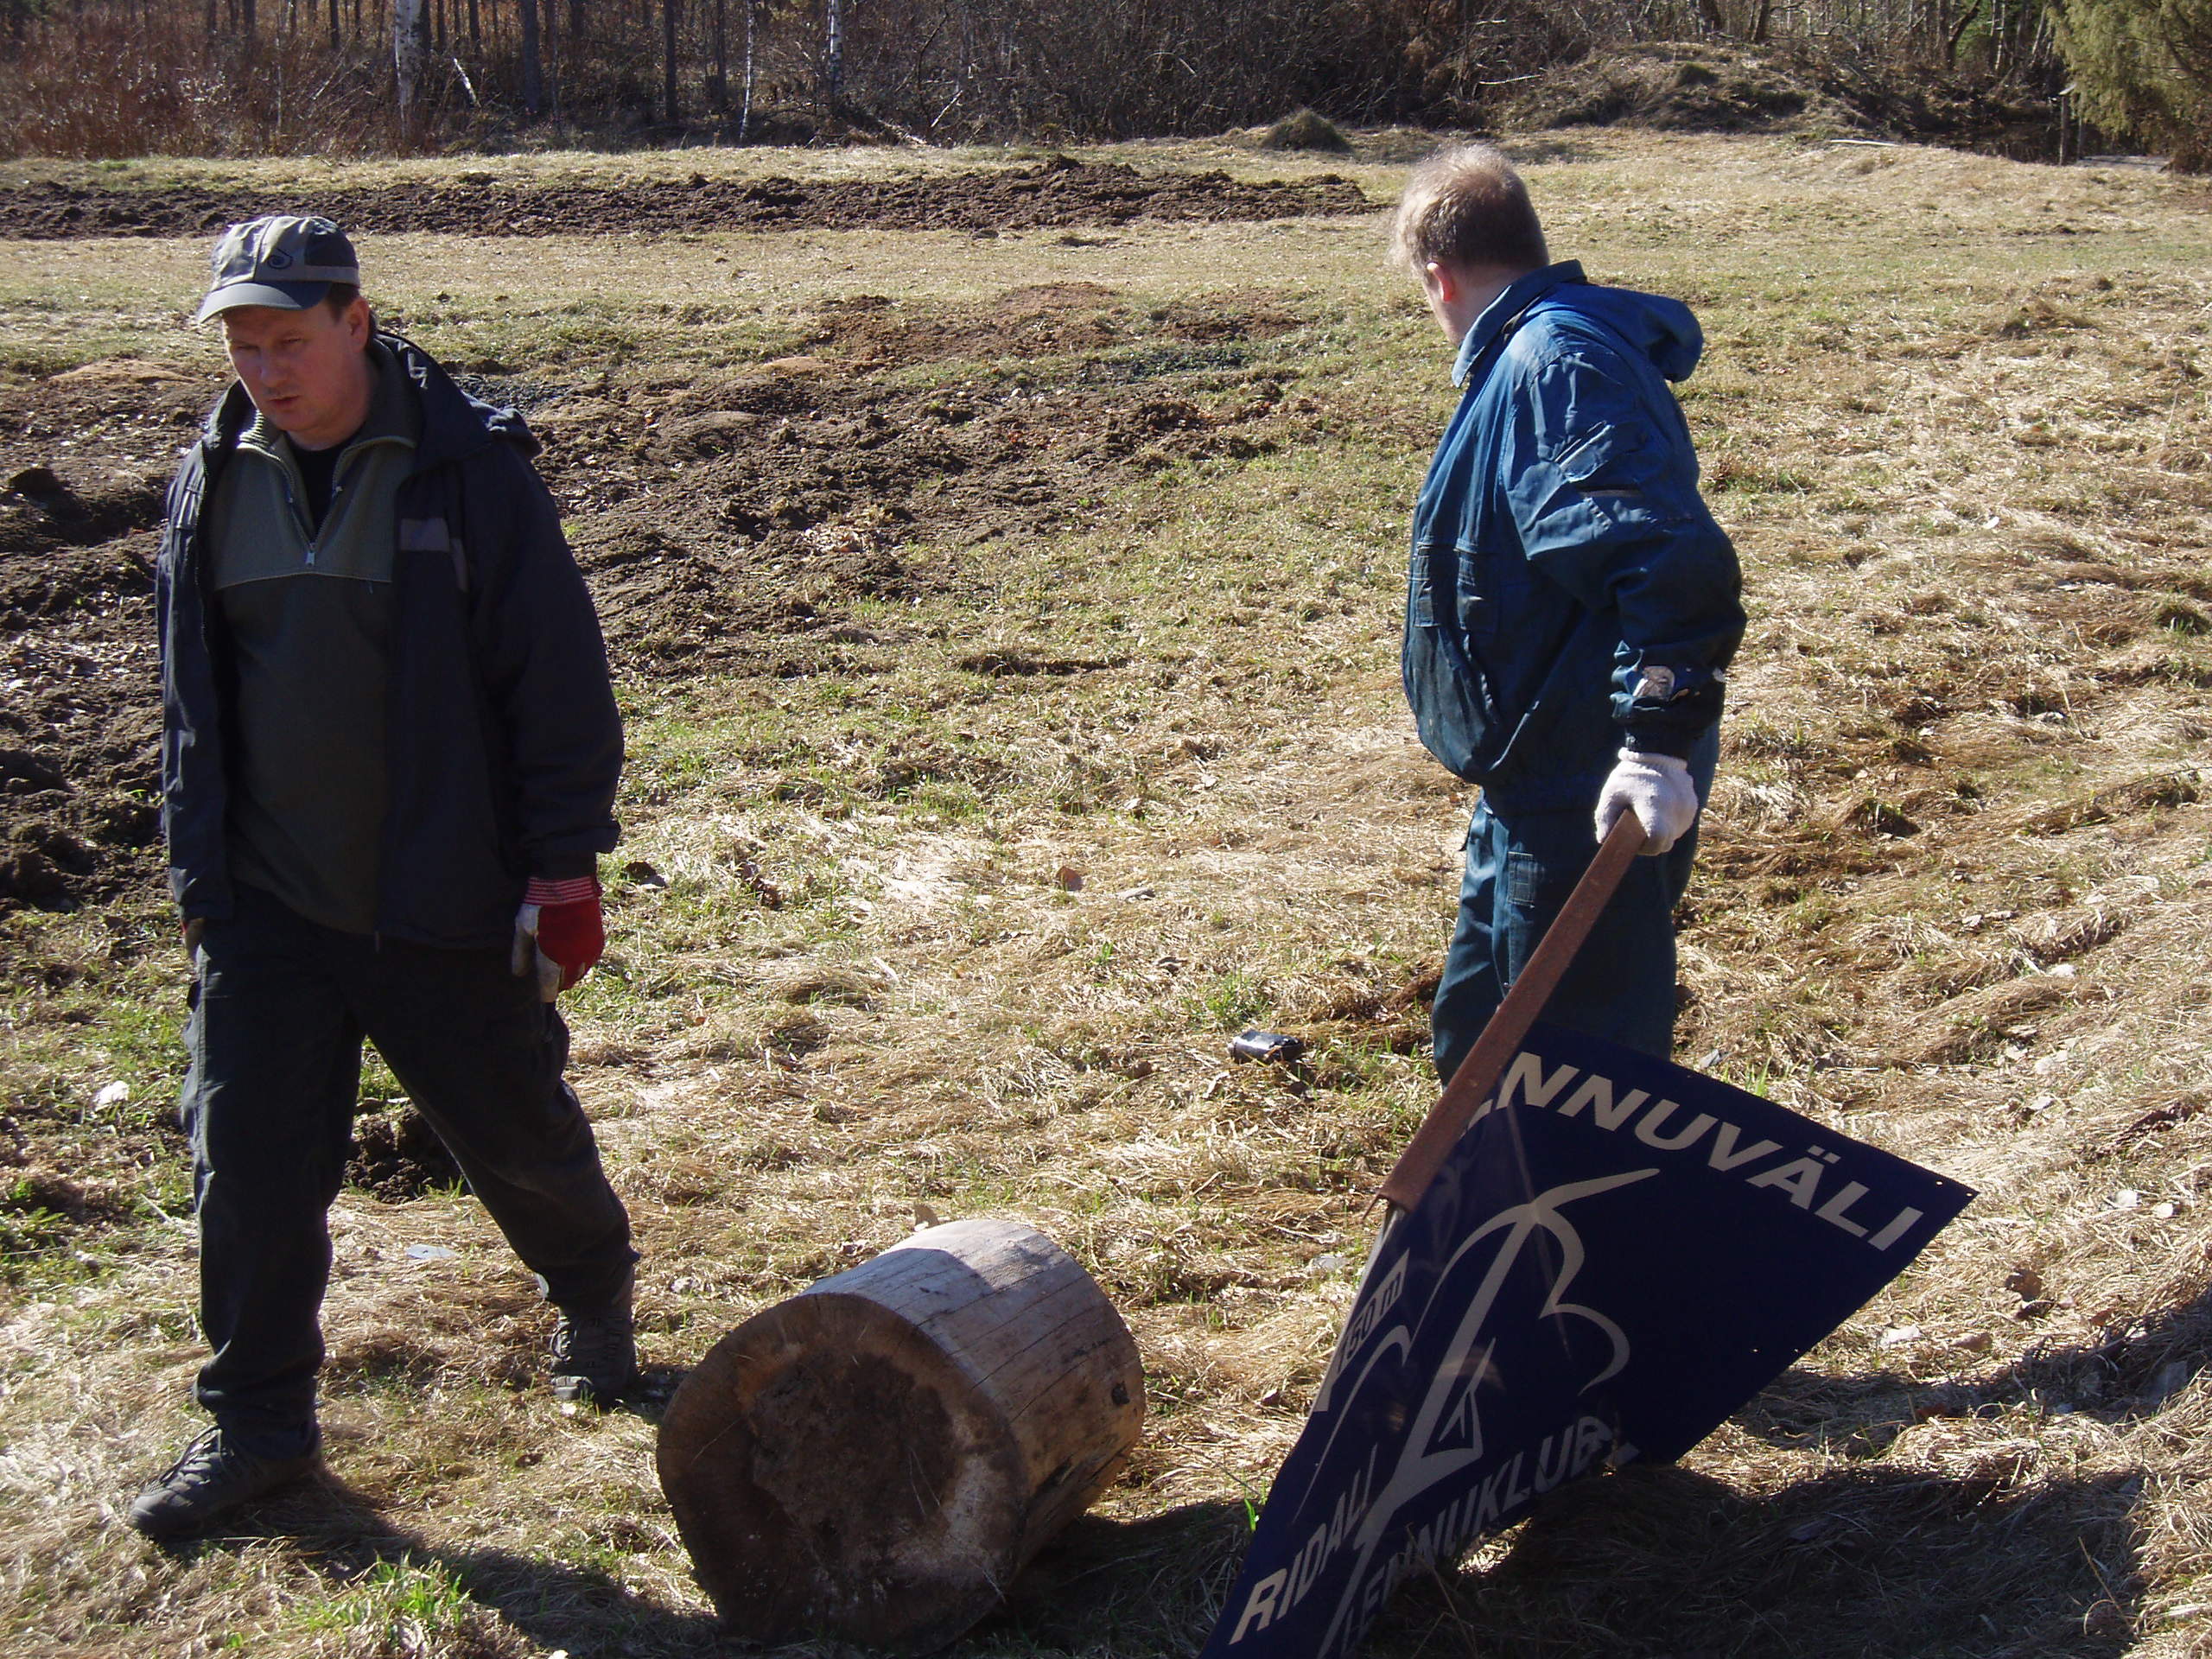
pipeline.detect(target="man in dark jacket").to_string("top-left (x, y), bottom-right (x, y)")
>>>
top-left (130, 215), bottom-right (639, 1541)
top-left (1394, 147), bottom-right (1745, 1078)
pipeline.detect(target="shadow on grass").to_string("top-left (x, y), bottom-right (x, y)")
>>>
top-left (612, 1362), bottom-right (689, 1421)
top-left (154, 1471), bottom-right (726, 1655)
top-left (177, 1476), bottom-right (1249, 1657)
top-left (155, 1452), bottom-right (2139, 1657)
top-left (1741, 1281), bottom-right (2212, 1460)
top-left (986, 1499), bottom-right (1252, 1656)
top-left (994, 1459), bottom-right (2141, 1658)
top-left (421, 1537), bottom-right (728, 1656)
top-left (1377, 1460), bottom-right (2141, 1659)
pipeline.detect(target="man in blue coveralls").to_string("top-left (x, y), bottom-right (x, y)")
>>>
top-left (1393, 145), bottom-right (1745, 1077)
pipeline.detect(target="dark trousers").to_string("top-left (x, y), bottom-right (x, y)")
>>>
top-left (1432, 730), bottom-right (1718, 1081)
top-left (181, 883), bottom-right (636, 1456)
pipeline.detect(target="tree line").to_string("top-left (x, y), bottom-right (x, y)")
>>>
top-left (0, 0), bottom-right (2203, 163)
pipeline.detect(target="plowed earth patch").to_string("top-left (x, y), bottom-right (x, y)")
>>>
top-left (0, 157), bottom-right (1370, 240)
top-left (0, 286), bottom-right (1317, 912)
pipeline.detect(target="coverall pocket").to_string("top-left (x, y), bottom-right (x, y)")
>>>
top-left (1501, 832), bottom-right (1590, 985)
top-left (1454, 536), bottom-right (1536, 644)
top-left (1408, 540), bottom-right (1441, 630)
top-left (1551, 421), bottom-right (1618, 484)
top-left (1505, 848), bottom-right (1570, 913)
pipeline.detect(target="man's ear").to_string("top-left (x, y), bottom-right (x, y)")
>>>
top-left (1421, 259), bottom-right (1460, 308)
top-left (344, 296), bottom-right (373, 348)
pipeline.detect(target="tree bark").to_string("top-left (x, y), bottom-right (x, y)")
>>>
top-left (392, 0), bottom-right (423, 135)
top-left (544, 0), bottom-right (560, 120)
top-left (658, 1218), bottom-right (1144, 1656)
top-left (711, 0), bottom-right (726, 114)
top-left (518, 0), bottom-right (542, 116)
top-left (663, 0), bottom-right (678, 124)
top-left (740, 0), bottom-right (754, 139)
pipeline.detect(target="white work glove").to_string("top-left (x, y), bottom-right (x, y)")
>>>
top-left (1593, 748), bottom-right (1700, 856)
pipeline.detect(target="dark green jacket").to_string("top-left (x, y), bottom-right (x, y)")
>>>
top-left (157, 334), bottom-right (622, 949)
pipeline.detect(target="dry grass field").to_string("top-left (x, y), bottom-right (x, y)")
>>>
top-left (2, 128), bottom-right (2210, 1657)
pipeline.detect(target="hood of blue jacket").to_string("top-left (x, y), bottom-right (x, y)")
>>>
top-left (1564, 281), bottom-right (1705, 383)
top-left (1453, 262), bottom-right (1705, 385)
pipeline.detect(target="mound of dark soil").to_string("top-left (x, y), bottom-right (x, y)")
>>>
top-left (1505, 41), bottom-right (2064, 161)
top-left (0, 156), bottom-right (1370, 242)
top-left (799, 284), bottom-right (1300, 369)
top-left (1506, 41), bottom-right (1866, 136)
top-left (1824, 56), bottom-right (2069, 161)
top-left (551, 288), bottom-right (1314, 678)
top-left (0, 283), bottom-right (1320, 912)
top-left (348, 1104), bottom-right (466, 1201)
top-left (1261, 109), bottom-right (1355, 154)
top-left (0, 370), bottom-right (188, 912)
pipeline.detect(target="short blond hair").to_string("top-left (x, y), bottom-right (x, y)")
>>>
top-left (1390, 143), bottom-right (1548, 276)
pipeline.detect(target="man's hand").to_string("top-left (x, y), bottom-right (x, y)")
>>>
top-left (1594, 749), bottom-right (1700, 856)
top-left (512, 875), bottom-right (605, 1001)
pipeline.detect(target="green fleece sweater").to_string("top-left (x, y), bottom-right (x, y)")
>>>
top-left (207, 344), bottom-right (422, 935)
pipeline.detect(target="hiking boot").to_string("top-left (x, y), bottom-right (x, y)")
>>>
top-left (550, 1299), bottom-right (637, 1407)
top-left (126, 1427), bottom-right (318, 1541)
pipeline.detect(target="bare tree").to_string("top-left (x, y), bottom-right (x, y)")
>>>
top-left (711, 0), bottom-right (727, 112)
top-left (519, 0), bottom-right (543, 114)
top-left (663, 0), bottom-right (679, 122)
top-left (2, 0), bottom-right (2079, 160)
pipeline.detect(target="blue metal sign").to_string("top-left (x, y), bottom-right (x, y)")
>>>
top-left (1201, 1023), bottom-right (1974, 1659)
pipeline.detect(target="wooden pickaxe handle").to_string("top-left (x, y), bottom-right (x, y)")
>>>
top-left (1376, 810), bottom-right (1648, 1212)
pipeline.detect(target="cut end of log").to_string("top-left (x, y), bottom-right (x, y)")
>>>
top-left (657, 1217), bottom-right (1143, 1654)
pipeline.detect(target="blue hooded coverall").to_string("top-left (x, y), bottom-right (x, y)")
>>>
top-left (1403, 263), bottom-right (1745, 1076)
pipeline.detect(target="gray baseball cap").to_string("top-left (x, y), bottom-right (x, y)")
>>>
top-left (194, 214), bottom-right (362, 324)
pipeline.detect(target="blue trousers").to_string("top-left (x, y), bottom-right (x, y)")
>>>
top-left (181, 883), bottom-right (636, 1456)
top-left (1432, 736), bottom-right (1717, 1081)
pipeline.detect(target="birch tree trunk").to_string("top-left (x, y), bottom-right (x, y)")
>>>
top-left (740, 0), bottom-right (754, 138)
top-left (392, 0), bottom-right (423, 135)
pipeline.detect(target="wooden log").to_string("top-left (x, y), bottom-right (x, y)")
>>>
top-left (656, 1217), bottom-right (1144, 1654)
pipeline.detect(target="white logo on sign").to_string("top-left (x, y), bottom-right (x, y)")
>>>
top-left (1232, 1168), bottom-right (1655, 1652)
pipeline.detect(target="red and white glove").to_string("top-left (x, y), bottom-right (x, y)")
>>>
top-left (1593, 749), bottom-right (1700, 857)
top-left (512, 875), bottom-right (605, 1001)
